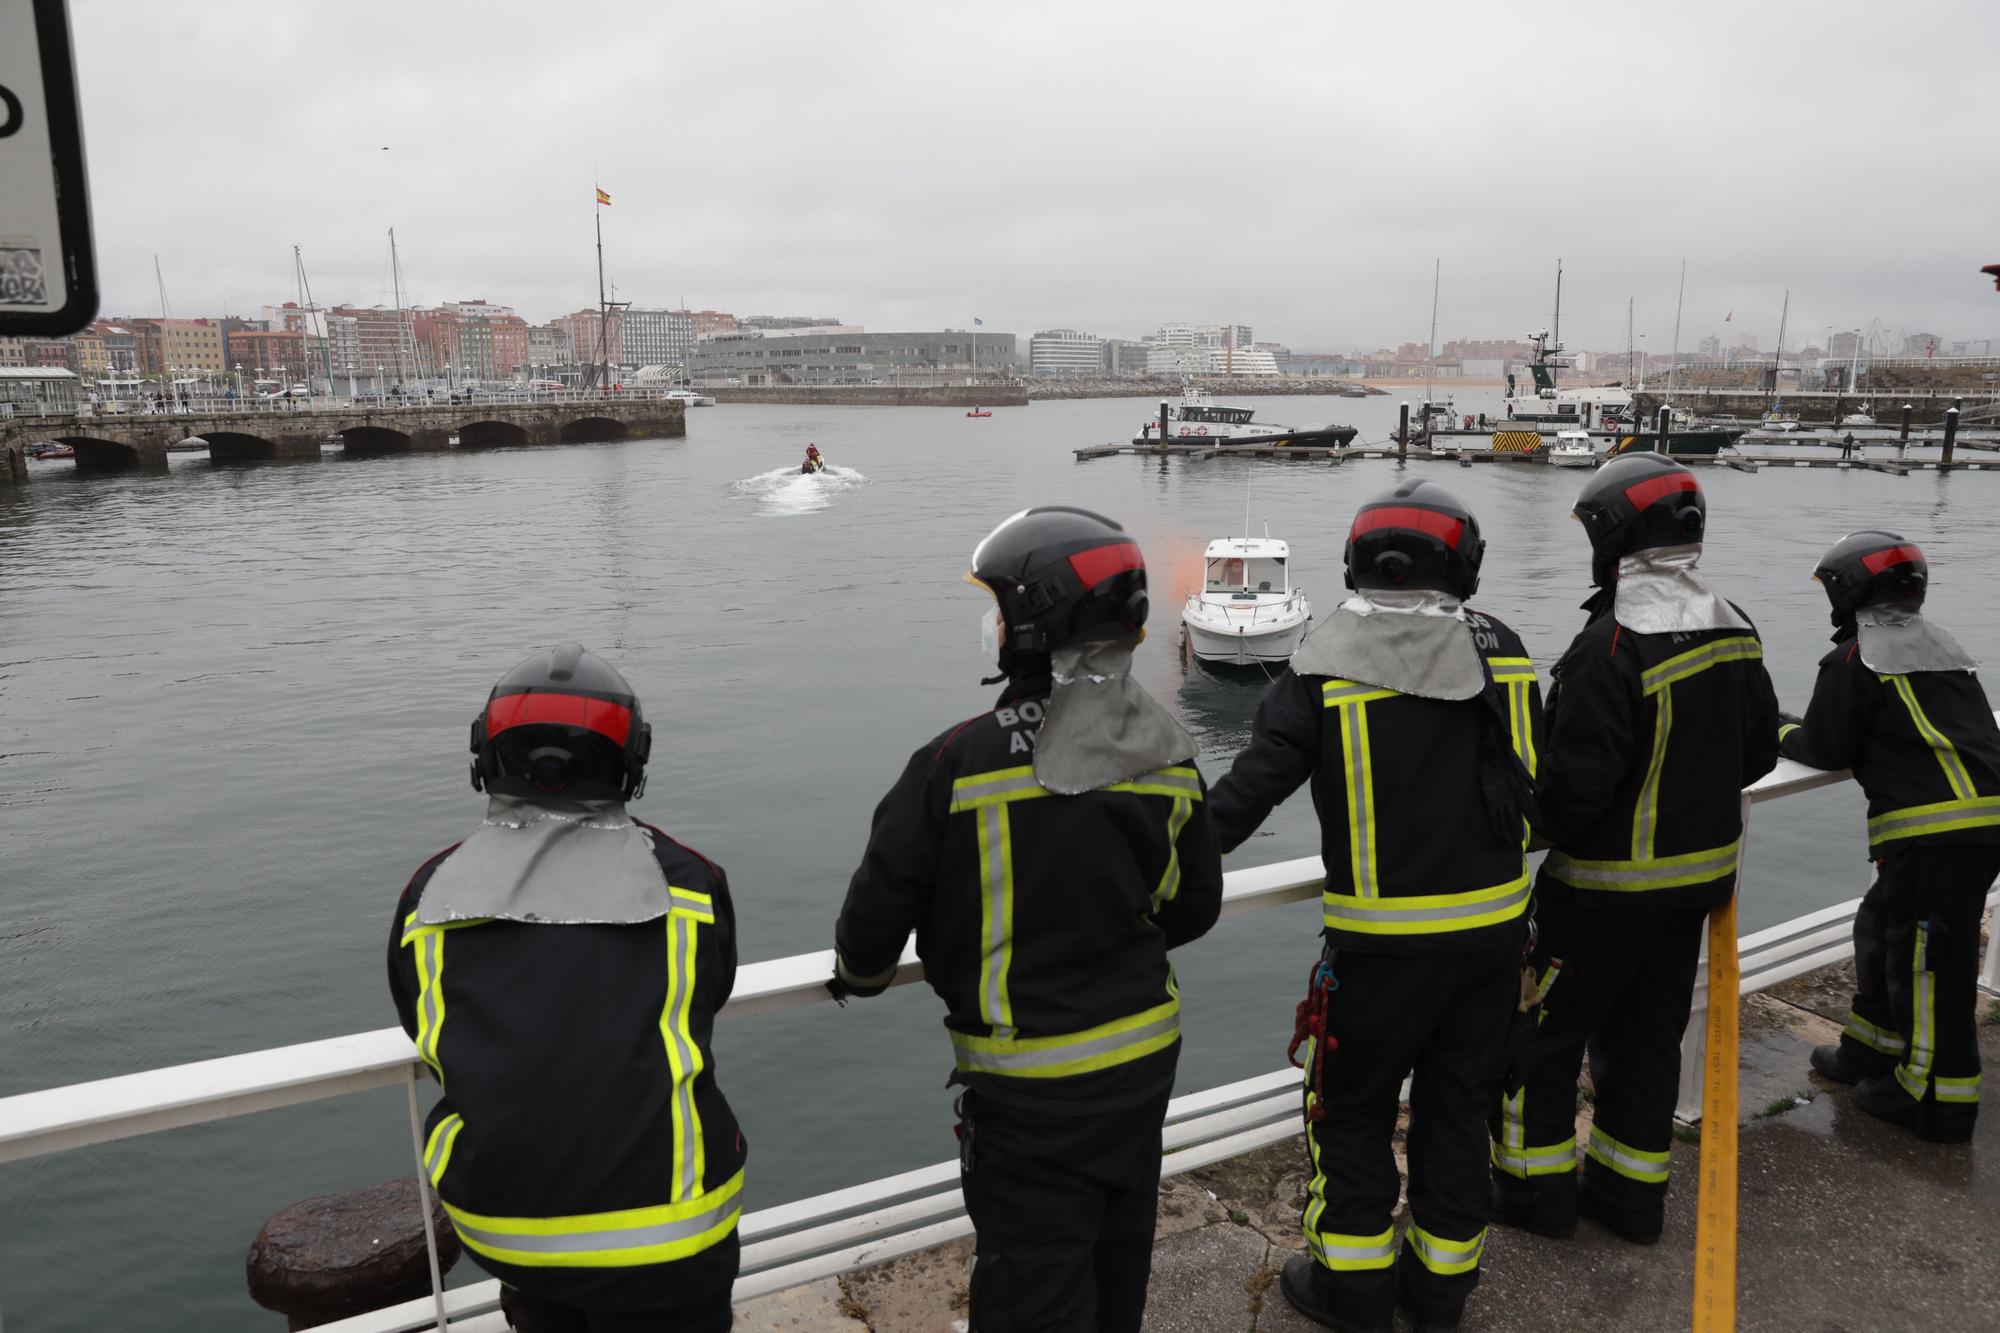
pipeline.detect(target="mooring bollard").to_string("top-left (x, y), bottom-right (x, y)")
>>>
top-left (246, 1178), bottom-right (459, 1330)
top-left (1656, 404), bottom-right (1672, 455)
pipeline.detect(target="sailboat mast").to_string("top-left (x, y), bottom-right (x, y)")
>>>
top-left (389, 227), bottom-right (412, 387)
top-left (1771, 289), bottom-right (1790, 411)
top-left (1550, 258), bottom-right (1563, 390)
top-left (154, 255), bottom-right (171, 320)
top-left (595, 204), bottom-right (609, 396)
top-left (1666, 260), bottom-right (1686, 408)
top-left (1425, 259), bottom-right (1440, 411)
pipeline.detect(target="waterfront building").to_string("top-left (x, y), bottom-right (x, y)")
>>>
top-left (1145, 344), bottom-right (1202, 377)
top-left (128, 319), bottom-right (228, 375)
top-left (620, 308), bottom-right (694, 371)
top-left (688, 329), bottom-right (1015, 387)
top-left (0, 366), bottom-right (81, 414)
top-left (1102, 338), bottom-right (1155, 378)
top-left (741, 314), bottom-right (842, 331)
top-left (226, 328), bottom-right (309, 381)
top-left (0, 338), bottom-right (23, 369)
top-left (1148, 321), bottom-right (1254, 350)
top-left (330, 306), bottom-right (430, 383)
top-left (1195, 345), bottom-right (1280, 376)
top-left (687, 309), bottom-right (739, 341)
top-left (1030, 328), bottom-right (1105, 376)
top-left (526, 323), bottom-right (571, 377)
top-left (556, 309), bottom-right (623, 371)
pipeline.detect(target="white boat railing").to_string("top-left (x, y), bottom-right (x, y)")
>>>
top-left (3, 737), bottom-right (1999, 1331)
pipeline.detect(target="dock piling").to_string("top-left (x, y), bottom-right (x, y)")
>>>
top-left (1397, 402), bottom-right (1409, 463)
top-left (1943, 403), bottom-right (1960, 469)
top-left (1657, 405), bottom-right (1671, 455)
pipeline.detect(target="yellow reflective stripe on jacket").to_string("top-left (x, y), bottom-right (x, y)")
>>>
top-left (1640, 635), bottom-right (1762, 695)
top-left (1106, 766), bottom-right (1206, 801)
top-left (1934, 1075), bottom-right (1982, 1104)
top-left (948, 766), bottom-right (1205, 810)
top-left (1842, 1011), bottom-right (1907, 1056)
top-left (1585, 1126), bottom-right (1670, 1184)
top-left (444, 1167), bottom-right (744, 1269)
top-left (659, 905), bottom-right (707, 1203)
top-left (1632, 686), bottom-right (1674, 861)
top-left (424, 1112), bottom-right (464, 1186)
top-left (1544, 839), bottom-right (1740, 893)
top-left (1322, 871), bottom-right (1530, 936)
top-left (1406, 1223), bottom-right (1486, 1276)
top-left (1322, 682), bottom-right (1384, 897)
top-left (1885, 675), bottom-right (1979, 800)
top-left (1308, 1226), bottom-right (1397, 1273)
top-left (666, 886), bottom-right (715, 923)
top-left (1867, 795), bottom-right (2000, 845)
top-left (949, 997), bottom-right (1179, 1079)
top-left (403, 911), bottom-right (448, 1084)
top-left (1152, 796), bottom-right (1195, 912)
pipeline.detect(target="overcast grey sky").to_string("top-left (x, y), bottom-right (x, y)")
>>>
top-left (70, 0), bottom-right (2000, 353)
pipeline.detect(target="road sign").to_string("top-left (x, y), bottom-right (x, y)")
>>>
top-left (0, 0), bottom-right (96, 335)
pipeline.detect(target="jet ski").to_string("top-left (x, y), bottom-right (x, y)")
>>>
top-left (801, 446), bottom-right (828, 474)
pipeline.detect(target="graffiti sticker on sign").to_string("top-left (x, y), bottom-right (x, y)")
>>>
top-left (0, 0), bottom-right (96, 334)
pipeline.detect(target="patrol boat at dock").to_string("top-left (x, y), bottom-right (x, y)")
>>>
top-left (1135, 385), bottom-right (1358, 449)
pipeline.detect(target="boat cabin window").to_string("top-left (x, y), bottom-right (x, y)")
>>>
top-left (1206, 556), bottom-right (1287, 592)
top-left (1181, 406), bottom-right (1255, 425)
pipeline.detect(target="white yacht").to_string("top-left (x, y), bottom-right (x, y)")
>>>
top-left (664, 388), bottom-right (717, 407)
top-left (1548, 429), bottom-right (1598, 468)
top-left (1136, 385), bottom-right (1357, 448)
top-left (1181, 536), bottom-right (1312, 666)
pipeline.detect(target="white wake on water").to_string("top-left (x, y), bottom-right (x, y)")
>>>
top-left (731, 464), bottom-right (870, 515)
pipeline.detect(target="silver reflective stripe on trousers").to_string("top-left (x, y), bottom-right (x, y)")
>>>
top-left (449, 1191), bottom-right (740, 1256)
top-left (953, 1008), bottom-right (1180, 1074)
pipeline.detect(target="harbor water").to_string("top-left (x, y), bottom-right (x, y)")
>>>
top-left (3, 393), bottom-right (1992, 1329)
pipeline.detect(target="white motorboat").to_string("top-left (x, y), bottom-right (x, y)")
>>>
top-left (665, 388), bottom-right (717, 407)
top-left (1548, 429), bottom-right (1598, 468)
top-left (1840, 412), bottom-right (1877, 427)
top-left (1135, 385), bottom-right (1357, 448)
top-left (1181, 536), bottom-right (1311, 666)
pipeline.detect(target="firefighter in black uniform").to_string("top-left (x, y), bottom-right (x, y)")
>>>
top-left (388, 645), bottom-right (745, 1333)
top-left (832, 507), bottom-right (1224, 1333)
top-left (1210, 481), bottom-right (1543, 1333)
top-left (1781, 533), bottom-right (2000, 1142)
top-left (1494, 456), bottom-right (1779, 1247)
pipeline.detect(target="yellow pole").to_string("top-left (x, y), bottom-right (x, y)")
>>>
top-left (1691, 891), bottom-right (1740, 1333)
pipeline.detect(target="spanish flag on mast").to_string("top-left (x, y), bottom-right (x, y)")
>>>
top-left (596, 188), bottom-right (612, 207)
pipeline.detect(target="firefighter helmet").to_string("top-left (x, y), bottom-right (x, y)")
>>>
top-left (969, 507), bottom-right (1149, 670)
top-left (470, 643), bottom-right (652, 801)
top-left (1813, 530), bottom-right (1928, 620)
top-left (1343, 480), bottom-right (1486, 600)
top-left (1572, 454), bottom-right (1707, 587)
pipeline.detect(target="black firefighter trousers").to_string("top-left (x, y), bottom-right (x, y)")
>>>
top-left (1301, 942), bottom-right (1520, 1330)
top-left (956, 1082), bottom-right (1172, 1333)
top-left (1495, 880), bottom-right (1705, 1235)
top-left (1836, 843), bottom-right (1999, 1140)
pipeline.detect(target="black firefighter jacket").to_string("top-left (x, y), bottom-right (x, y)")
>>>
top-left (1537, 600), bottom-right (1781, 911)
top-left (834, 679), bottom-right (1225, 1115)
top-left (1209, 609), bottom-right (1545, 954)
top-left (387, 825), bottom-right (745, 1308)
top-left (1779, 630), bottom-right (2000, 856)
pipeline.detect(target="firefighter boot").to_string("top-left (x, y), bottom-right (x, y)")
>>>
top-left (1278, 1256), bottom-right (1392, 1333)
top-left (1488, 1173), bottom-right (1576, 1240)
top-left (1810, 1043), bottom-right (1893, 1086)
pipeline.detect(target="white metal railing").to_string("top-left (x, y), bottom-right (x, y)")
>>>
top-left (4, 742), bottom-right (1999, 1331)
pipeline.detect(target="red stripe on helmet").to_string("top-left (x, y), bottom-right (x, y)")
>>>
top-left (1350, 505), bottom-right (1464, 549)
top-left (487, 692), bottom-right (633, 746)
top-left (1860, 543), bottom-right (1924, 575)
top-left (1622, 470), bottom-right (1699, 513)
top-left (1067, 540), bottom-right (1144, 589)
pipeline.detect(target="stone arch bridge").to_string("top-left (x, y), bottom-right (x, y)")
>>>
top-left (4, 398), bottom-right (685, 474)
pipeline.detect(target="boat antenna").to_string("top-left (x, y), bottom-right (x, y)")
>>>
top-left (1666, 260), bottom-right (1686, 409)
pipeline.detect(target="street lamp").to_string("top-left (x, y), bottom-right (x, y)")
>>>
top-left (233, 363), bottom-right (242, 407)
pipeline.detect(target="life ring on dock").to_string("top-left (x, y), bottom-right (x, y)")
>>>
top-left (1178, 426), bottom-right (1193, 437)
top-left (1195, 425), bottom-right (1208, 436)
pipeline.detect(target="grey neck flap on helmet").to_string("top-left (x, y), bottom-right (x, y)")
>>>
top-left (1290, 590), bottom-right (1486, 701)
top-left (415, 794), bottom-right (672, 926)
top-left (1033, 639), bottom-right (1196, 795)
top-left (1611, 544), bottom-right (1750, 634)
top-left (1854, 604), bottom-right (1978, 674)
